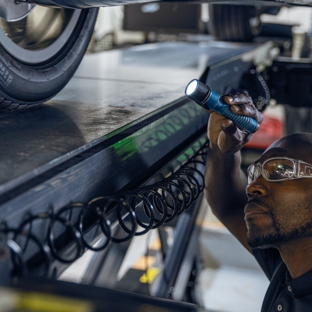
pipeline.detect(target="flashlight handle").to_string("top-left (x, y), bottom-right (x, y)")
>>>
top-left (206, 92), bottom-right (259, 134)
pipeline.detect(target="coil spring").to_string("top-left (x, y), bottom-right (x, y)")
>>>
top-left (0, 140), bottom-right (209, 278)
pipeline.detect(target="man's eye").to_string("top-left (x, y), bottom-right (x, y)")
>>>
top-left (264, 159), bottom-right (295, 180)
top-left (274, 165), bottom-right (293, 177)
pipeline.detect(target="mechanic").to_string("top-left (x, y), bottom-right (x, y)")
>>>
top-left (205, 92), bottom-right (312, 312)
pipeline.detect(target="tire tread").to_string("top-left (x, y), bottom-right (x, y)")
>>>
top-left (209, 4), bottom-right (259, 42)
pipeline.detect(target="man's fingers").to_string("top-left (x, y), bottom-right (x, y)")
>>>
top-left (208, 112), bottom-right (255, 154)
top-left (207, 91), bottom-right (265, 154)
top-left (230, 103), bottom-right (264, 124)
top-left (223, 93), bottom-right (252, 105)
top-left (217, 125), bottom-right (244, 154)
top-left (222, 93), bottom-right (264, 124)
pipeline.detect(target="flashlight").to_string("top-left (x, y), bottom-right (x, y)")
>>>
top-left (185, 79), bottom-right (259, 134)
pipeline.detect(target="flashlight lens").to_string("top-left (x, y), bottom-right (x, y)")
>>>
top-left (186, 80), bottom-right (198, 96)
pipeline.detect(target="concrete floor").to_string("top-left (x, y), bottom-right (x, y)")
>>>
top-left (197, 202), bottom-right (269, 312)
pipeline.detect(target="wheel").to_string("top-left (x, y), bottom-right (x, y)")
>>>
top-left (208, 4), bottom-right (261, 42)
top-left (0, 7), bottom-right (98, 111)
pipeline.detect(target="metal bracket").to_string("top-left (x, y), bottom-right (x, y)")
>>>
top-left (0, 1), bottom-right (35, 22)
top-left (266, 57), bottom-right (312, 108)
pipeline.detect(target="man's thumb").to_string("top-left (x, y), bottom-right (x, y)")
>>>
top-left (220, 120), bottom-right (236, 134)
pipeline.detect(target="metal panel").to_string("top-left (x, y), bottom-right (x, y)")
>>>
top-left (0, 41), bottom-right (255, 195)
top-left (0, 41), bottom-right (265, 281)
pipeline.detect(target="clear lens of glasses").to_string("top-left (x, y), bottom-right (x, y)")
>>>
top-left (263, 159), bottom-right (295, 181)
top-left (247, 158), bottom-right (295, 183)
top-left (247, 163), bottom-right (259, 183)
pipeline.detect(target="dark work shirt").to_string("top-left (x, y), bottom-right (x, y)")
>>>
top-left (253, 248), bottom-right (312, 312)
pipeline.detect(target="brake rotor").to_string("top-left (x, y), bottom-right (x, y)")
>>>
top-left (0, 0), bottom-right (35, 22)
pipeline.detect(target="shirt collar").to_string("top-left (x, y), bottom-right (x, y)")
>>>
top-left (284, 268), bottom-right (312, 295)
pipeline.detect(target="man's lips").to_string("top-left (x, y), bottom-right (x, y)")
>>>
top-left (244, 200), bottom-right (269, 219)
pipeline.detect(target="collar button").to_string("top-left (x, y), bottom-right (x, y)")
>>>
top-left (287, 286), bottom-right (292, 292)
top-left (277, 304), bottom-right (283, 311)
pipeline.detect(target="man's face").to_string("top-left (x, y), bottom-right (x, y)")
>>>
top-left (245, 137), bottom-right (312, 249)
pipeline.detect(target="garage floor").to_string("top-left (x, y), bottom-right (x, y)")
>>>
top-left (197, 201), bottom-right (269, 312)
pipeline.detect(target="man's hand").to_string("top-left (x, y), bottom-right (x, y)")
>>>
top-left (208, 92), bottom-right (264, 155)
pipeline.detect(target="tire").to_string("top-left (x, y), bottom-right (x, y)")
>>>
top-left (208, 4), bottom-right (261, 42)
top-left (0, 7), bottom-right (98, 111)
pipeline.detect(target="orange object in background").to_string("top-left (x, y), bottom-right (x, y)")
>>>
top-left (245, 115), bottom-right (284, 150)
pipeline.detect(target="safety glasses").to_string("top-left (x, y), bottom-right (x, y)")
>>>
top-left (247, 157), bottom-right (312, 183)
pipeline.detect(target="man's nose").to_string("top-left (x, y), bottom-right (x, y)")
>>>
top-left (246, 177), bottom-right (269, 198)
